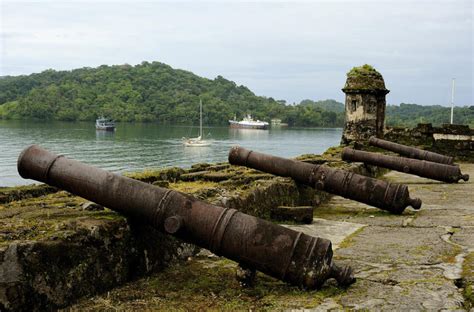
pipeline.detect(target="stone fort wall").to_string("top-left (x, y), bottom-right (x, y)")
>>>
top-left (384, 123), bottom-right (474, 161)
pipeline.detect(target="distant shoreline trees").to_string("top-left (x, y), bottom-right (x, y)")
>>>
top-left (0, 62), bottom-right (472, 128)
top-left (386, 103), bottom-right (474, 128)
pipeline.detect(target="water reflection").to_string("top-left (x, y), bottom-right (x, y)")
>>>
top-left (0, 120), bottom-right (342, 186)
top-left (95, 130), bottom-right (115, 141)
top-left (229, 128), bottom-right (270, 140)
top-left (183, 144), bottom-right (215, 164)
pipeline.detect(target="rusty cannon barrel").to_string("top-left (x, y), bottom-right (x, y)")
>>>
top-left (17, 145), bottom-right (355, 289)
top-left (228, 146), bottom-right (422, 214)
top-left (369, 136), bottom-right (454, 165)
top-left (342, 147), bottom-right (469, 183)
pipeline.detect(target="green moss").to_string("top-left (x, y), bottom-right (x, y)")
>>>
top-left (464, 253), bottom-right (474, 278)
top-left (398, 278), bottom-right (446, 287)
top-left (338, 227), bottom-right (365, 249)
top-left (125, 168), bottom-right (160, 179)
top-left (0, 190), bottom-right (128, 246)
top-left (347, 64), bottom-right (379, 78)
top-left (462, 252), bottom-right (474, 308)
top-left (465, 284), bottom-right (473, 309)
top-left (0, 184), bottom-right (58, 204)
top-left (437, 245), bottom-right (463, 264)
top-left (343, 64), bottom-right (387, 91)
top-left (313, 204), bottom-right (401, 221)
top-left (87, 210), bottom-right (126, 221)
top-left (72, 256), bottom-right (346, 311)
top-left (169, 181), bottom-right (220, 194)
top-left (322, 145), bottom-right (344, 158)
top-left (189, 163), bottom-right (212, 172)
top-left (125, 167), bottom-right (184, 183)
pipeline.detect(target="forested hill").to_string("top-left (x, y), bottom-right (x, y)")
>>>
top-left (0, 62), bottom-right (343, 127)
top-left (0, 62), bottom-right (472, 128)
top-left (386, 103), bottom-right (474, 128)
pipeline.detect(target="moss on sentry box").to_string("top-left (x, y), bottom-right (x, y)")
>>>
top-left (347, 64), bottom-right (378, 77)
top-left (344, 64), bottom-right (388, 91)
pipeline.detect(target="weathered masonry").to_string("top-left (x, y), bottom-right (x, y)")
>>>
top-left (1, 147), bottom-right (380, 311)
top-left (385, 123), bottom-right (474, 161)
top-left (341, 64), bottom-right (390, 144)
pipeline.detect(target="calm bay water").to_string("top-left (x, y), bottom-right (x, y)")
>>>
top-left (0, 120), bottom-right (342, 187)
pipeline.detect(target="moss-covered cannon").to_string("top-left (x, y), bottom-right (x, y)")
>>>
top-left (17, 145), bottom-right (355, 289)
top-left (228, 146), bottom-right (421, 214)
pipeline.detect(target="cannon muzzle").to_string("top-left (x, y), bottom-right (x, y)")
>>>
top-left (342, 147), bottom-right (469, 183)
top-left (228, 146), bottom-right (422, 214)
top-left (17, 145), bottom-right (354, 289)
top-left (369, 137), bottom-right (454, 165)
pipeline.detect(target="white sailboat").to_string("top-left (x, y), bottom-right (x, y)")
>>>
top-left (184, 99), bottom-right (211, 147)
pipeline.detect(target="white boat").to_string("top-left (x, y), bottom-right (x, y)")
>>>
top-left (95, 117), bottom-right (115, 131)
top-left (229, 114), bottom-right (269, 129)
top-left (184, 99), bottom-right (211, 147)
top-left (184, 135), bottom-right (211, 147)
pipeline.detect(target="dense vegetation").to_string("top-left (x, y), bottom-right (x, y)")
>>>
top-left (0, 62), bottom-right (343, 127)
top-left (0, 62), bottom-right (472, 128)
top-left (386, 103), bottom-right (474, 128)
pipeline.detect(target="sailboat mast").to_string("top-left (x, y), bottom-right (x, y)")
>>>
top-left (199, 99), bottom-right (203, 137)
top-left (450, 78), bottom-right (455, 124)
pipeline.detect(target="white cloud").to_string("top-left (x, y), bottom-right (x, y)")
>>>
top-left (0, 0), bottom-right (472, 105)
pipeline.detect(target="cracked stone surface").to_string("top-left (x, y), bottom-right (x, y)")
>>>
top-left (70, 164), bottom-right (474, 311)
top-left (329, 164), bottom-right (474, 311)
top-left (283, 218), bottom-right (366, 249)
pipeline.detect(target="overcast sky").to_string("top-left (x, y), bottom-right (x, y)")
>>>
top-left (1, 0), bottom-right (472, 106)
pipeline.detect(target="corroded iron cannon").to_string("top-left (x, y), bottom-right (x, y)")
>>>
top-left (17, 145), bottom-right (354, 289)
top-left (369, 137), bottom-right (454, 165)
top-left (228, 146), bottom-right (422, 214)
top-left (342, 147), bottom-right (469, 183)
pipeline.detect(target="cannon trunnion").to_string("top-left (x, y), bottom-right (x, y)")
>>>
top-left (17, 145), bottom-right (355, 289)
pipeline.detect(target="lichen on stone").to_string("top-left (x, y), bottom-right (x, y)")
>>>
top-left (0, 148), bottom-right (388, 310)
top-left (69, 256), bottom-right (344, 311)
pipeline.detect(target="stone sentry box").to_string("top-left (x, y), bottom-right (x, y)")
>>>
top-left (341, 64), bottom-right (390, 144)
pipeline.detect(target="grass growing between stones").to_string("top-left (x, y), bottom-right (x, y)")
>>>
top-left (2, 151), bottom-right (394, 310)
top-left (71, 255), bottom-right (346, 311)
top-left (313, 204), bottom-right (411, 222)
top-left (437, 244), bottom-right (463, 264)
top-left (337, 227), bottom-right (365, 249)
top-left (0, 190), bottom-right (124, 246)
top-left (462, 252), bottom-right (474, 308)
top-left (125, 167), bottom-right (185, 183)
top-left (169, 181), bottom-right (221, 194)
top-left (0, 184), bottom-right (58, 204)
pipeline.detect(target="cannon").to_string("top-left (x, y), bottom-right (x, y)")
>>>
top-left (369, 137), bottom-right (454, 165)
top-left (228, 146), bottom-right (421, 214)
top-left (342, 147), bottom-right (469, 183)
top-left (17, 145), bottom-right (355, 289)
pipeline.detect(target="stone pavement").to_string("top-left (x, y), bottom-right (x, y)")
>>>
top-left (311, 163), bottom-right (474, 311)
top-left (71, 164), bottom-right (474, 311)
